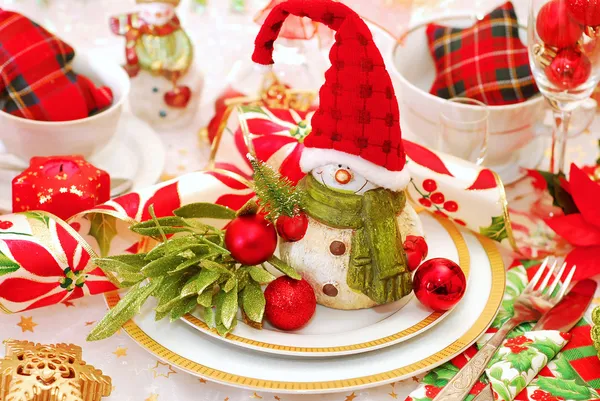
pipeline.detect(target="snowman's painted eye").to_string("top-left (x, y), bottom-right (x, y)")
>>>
top-left (335, 169), bottom-right (352, 185)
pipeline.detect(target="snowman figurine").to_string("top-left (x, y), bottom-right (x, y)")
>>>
top-left (109, 0), bottom-right (203, 128)
top-left (253, 0), bottom-right (427, 310)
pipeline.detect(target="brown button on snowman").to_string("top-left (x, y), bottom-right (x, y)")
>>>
top-left (252, 0), bottom-right (427, 310)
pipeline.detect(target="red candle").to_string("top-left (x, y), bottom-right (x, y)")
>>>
top-left (12, 155), bottom-right (110, 220)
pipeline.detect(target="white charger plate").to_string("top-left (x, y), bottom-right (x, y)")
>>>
top-left (0, 113), bottom-right (165, 213)
top-left (105, 221), bottom-right (505, 394)
top-left (181, 213), bottom-right (470, 357)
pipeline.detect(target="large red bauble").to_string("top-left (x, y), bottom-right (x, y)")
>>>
top-left (413, 258), bottom-right (466, 312)
top-left (537, 0), bottom-right (583, 48)
top-left (276, 212), bottom-right (309, 242)
top-left (566, 0), bottom-right (600, 26)
top-left (224, 214), bottom-right (277, 265)
top-left (545, 48), bottom-right (592, 89)
top-left (264, 277), bottom-right (316, 331)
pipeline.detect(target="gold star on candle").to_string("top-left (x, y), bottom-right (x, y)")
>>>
top-left (345, 393), bottom-right (357, 401)
top-left (113, 347), bottom-right (127, 358)
top-left (198, 378), bottom-right (207, 384)
top-left (85, 321), bottom-right (96, 326)
top-left (62, 300), bottom-right (75, 307)
top-left (412, 376), bottom-right (421, 383)
top-left (17, 316), bottom-right (37, 332)
top-left (145, 393), bottom-right (159, 401)
top-left (388, 390), bottom-right (398, 399)
top-left (250, 393), bottom-right (263, 399)
top-left (274, 397), bottom-right (281, 401)
top-left (151, 361), bottom-right (177, 379)
top-left (224, 398), bottom-right (229, 401)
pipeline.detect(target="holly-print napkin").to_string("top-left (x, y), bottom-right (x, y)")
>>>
top-left (405, 261), bottom-right (600, 401)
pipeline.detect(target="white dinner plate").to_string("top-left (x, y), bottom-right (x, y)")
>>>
top-left (0, 113), bottom-right (165, 213)
top-left (181, 213), bottom-right (470, 357)
top-left (106, 223), bottom-right (505, 394)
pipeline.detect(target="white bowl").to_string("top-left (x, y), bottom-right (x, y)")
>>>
top-left (0, 53), bottom-right (130, 161)
top-left (385, 16), bottom-right (546, 167)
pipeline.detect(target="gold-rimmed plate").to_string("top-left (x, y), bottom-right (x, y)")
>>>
top-left (180, 212), bottom-right (470, 357)
top-left (105, 222), bottom-right (504, 394)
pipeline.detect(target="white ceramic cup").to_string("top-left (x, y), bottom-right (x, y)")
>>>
top-left (0, 53), bottom-right (130, 162)
top-left (385, 16), bottom-right (547, 168)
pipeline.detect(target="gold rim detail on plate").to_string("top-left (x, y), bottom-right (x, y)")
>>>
top-left (181, 214), bottom-right (470, 353)
top-left (105, 231), bottom-right (505, 392)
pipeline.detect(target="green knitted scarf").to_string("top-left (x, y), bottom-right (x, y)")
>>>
top-left (302, 175), bottom-right (412, 305)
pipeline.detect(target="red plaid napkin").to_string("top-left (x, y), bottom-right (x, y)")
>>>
top-left (0, 9), bottom-right (113, 121)
top-left (426, 2), bottom-right (539, 106)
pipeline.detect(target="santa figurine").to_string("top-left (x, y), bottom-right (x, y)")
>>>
top-left (252, 0), bottom-right (427, 310)
top-left (109, 0), bottom-right (202, 127)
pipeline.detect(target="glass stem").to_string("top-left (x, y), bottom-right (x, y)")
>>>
top-left (550, 109), bottom-right (572, 174)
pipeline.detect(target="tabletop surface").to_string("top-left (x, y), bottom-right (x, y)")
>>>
top-left (0, 0), bottom-right (599, 400)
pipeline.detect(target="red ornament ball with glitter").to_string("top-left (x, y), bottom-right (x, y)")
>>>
top-left (545, 48), bottom-right (592, 89)
top-left (537, 0), bottom-right (583, 48)
top-left (264, 276), bottom-right (316, 331)
top-left (413, 258), bottom-right (466, 312)
top-left (276, 212), bottom-right (309, 242)
top-left (566, 0), bottom-right (600, 26)
top-left (224, 214), bottom-right (277, 265)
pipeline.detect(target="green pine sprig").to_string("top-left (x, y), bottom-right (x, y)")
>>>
top-left (87, 203), bottom-right (299, 341)
top-left (249, 156), bottom-right (304, 220)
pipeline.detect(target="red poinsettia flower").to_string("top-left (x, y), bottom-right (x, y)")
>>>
top-left (0, 224), bottom-right (116, 312)
top-left (545, 164), bottom-right (600, 280)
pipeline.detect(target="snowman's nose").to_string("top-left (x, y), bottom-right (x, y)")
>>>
top-left (335, 169), bottom-right (352, 184)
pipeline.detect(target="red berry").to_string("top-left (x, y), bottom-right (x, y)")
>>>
top-left (225, 214), bottom-right (277, 265)
top-left (0, 221), bottom-right (13, 230)
top-left (264, 277), bottom-right (316, 331)
top-left (566, 0), bottom-right (600, 26)
top-left (545, 48), bottom-right (591, 90)
top-left (406, 235), bottom-right (428, 259)
top-left (537, 0), bottom-right (583, 48)
top-left (443, 200), bottom-right (458, 212)
top-left (276, 212), bottom-right (308, 242)
top-left (405, 249), bottom-right (423, 272)
top-left (425, 385), bottom-right (441, 398)
top-left (454, 219), bottom-right (467, 226)
top-left (430, 192), bottom-right (445, 204)
top-left (423, 179), bottom-right (437, 192)
top-left (419, 197), bottom-right (432, 207)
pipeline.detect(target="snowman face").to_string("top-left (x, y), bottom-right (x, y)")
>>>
top-left (138, 3), bottom-right (175, 26)
top-left (312, 164), bottom-right (377, 195)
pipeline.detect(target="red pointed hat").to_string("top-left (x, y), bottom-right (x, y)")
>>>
top-left (252, 0), bottom-right (409, 190)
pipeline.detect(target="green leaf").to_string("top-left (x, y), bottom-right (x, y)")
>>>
top-left (249, 266), bottom-right (275, 284)
top-left (201, 260), bottom-right (232, 274)
top-left (552, 354), bottom-right (586, 383)
top-left (107, 253), bottom-right (148, 268)
top-left (170, 296), bottom-right (198, 321)
top-left (204, 306), bottom-right (215, 328)
top-left (145, 236), bottom-right (198, 261)
top-left (241, 281), bottom-right (265, 323)
top-left (181, 269), bottom-right (220, 297)
top-left (154, 274), bottom-right (187, 321)
top-left (23, 211), bottom-right (50, 226)
top-left (216, 316), bottom-right (237, 336)
top-left (529, 342), bottom-right (558, 360)
top-left (141, 255), bottom-right (187, 277)
top-left (536, 170), bottom-right (579, 214)
top-left (479, 216), bottom-right (509, 243)
top-left (87, 280), bottom-right (160, 341)
top-left (181, 218), bottom-right (216, 232)
top-left (174, 203), bottom-right (235, 220)
top-left (94, 258), bottom-right (143, 274)
top-left (219, 286), bottom-right (238, 329)
top-left (0, 250), bottom-right (20, 277)
top-left (239, 104), bottom-right (268, 115)
top-left (88, 213), bottom-right (119, 257)
top-left (488, 366), bottom-right (504, 381)
top-left (197, 290), bottom-right (213, 307)
top-left (536, 377), bottom-right (592, 400)
top-left (505, 348), bottom-right (537, 372)
top-left (509, 375), bottom-right (527, 393)
top-left (168, 255), bottom-right (205, 275)
top-left (223, 276), bottom-right (237, 293)
top-left (267, 256), bottom-right (301, 280)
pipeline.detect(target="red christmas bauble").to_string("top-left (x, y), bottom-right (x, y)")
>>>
top-left (276, 212), bottom-right (309, 242)
top-left (264, 277), bottom-right (316, 331)
top-left (537, 0), bottom-right (583, 48)
top-left (224, 214), bottom-right (277, 265)
top-left (545, 48), bottom-right (592, 89)
top-left (413, 258), bottom-right (466, 312)
top-left (566, 0), bottom-right (600, 26)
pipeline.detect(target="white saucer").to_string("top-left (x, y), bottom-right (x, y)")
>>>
top-left (0, 113), bottom-right (165, 214)
top-left (487, 135), bottom-right (547, 186)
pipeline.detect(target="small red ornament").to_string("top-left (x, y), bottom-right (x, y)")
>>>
top-left (413, 258), bottom-right (466, 311)
top-left (264, 276), bottom-right (316, 331)
top-left (276, 212), bottom-right (308, 242)
top-left (566, 0), bottom-right (600, 27)
top-left (545, 48), bottom-right (592, 89)
top-left (404, 235), bottom-right (428, 271)
top-left (12, 155), bottom-right (110, 221)
top-left (224, 214), bottom-right (277, 265)
top-left (537, 0), bottom-right (583, 48)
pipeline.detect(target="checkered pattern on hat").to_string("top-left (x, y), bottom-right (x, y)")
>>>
top-left (0, 9), bottom-right (113, 121)
top-left (252, 0), bottom-right (406, 173)
top-left (427, 2), bottom-right (539, 106)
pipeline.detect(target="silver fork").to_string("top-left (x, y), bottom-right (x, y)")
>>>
top-left (432, 257), bottom-right (576, 401)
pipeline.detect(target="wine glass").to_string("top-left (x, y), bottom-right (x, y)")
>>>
top-left (528, 0), bottom-right (600, 173)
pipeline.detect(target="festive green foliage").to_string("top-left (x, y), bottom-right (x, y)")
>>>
top-left (479, 215), bottom-right (509, 242)
top-left (249, 157), bottom-right (303, 220)
top-left (88, 203), bottom-right (299, 341)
